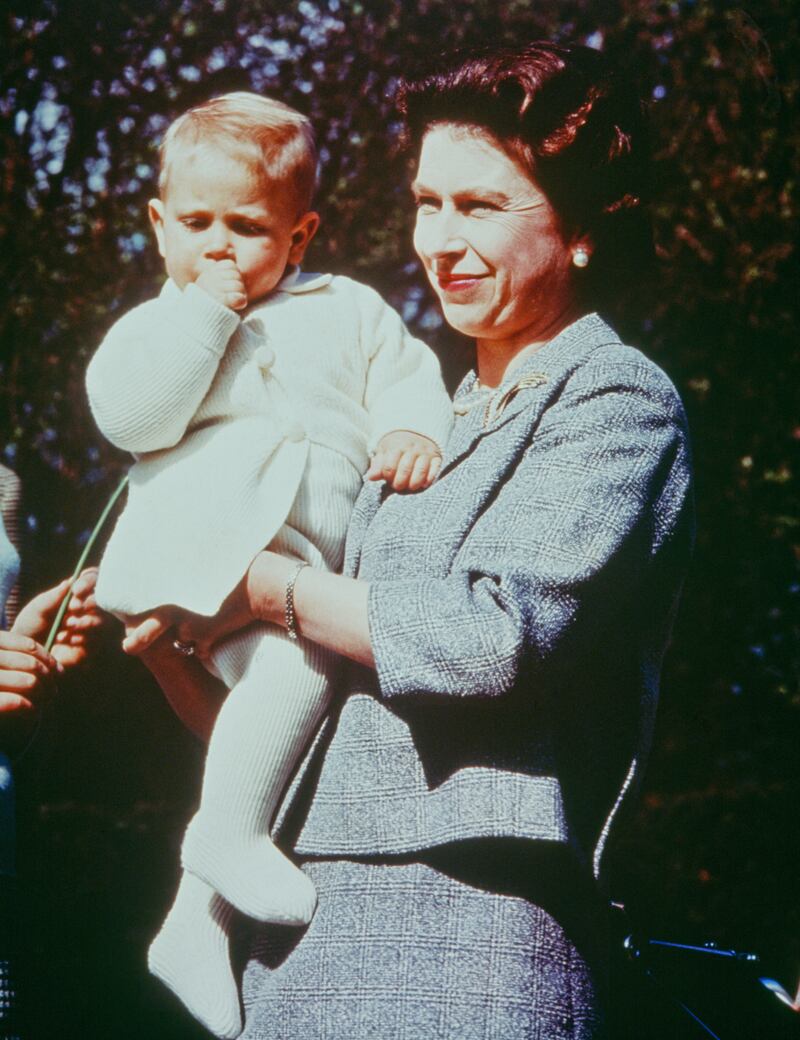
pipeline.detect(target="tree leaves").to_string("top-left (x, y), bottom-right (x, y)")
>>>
top-left (1, 0), bottom-right (797, 704)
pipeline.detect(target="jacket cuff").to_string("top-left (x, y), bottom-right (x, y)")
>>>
top-left (367, 577), bottom-right (446, 699)
top-left (165, 283), bottom-right (241, 355)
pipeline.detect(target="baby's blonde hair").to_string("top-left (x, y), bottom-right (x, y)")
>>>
top-left (158, 92), bottom-right (318, 214)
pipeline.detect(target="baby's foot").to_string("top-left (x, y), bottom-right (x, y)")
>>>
top-left (183, 817), bottom-right (317, 925)
top-left (148, 871), bottom-right (242, 1039)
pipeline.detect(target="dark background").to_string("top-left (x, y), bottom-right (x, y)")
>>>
top-left (1, 1), bottom-right (798, 1037)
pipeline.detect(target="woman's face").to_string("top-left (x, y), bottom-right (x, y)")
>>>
top-left (412, 123), bottom-right (580, 359)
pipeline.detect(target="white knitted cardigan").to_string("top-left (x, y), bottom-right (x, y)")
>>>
top-left (87, 269), bottom-right (453, 617)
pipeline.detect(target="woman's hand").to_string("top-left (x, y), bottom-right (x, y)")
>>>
top-left (121, 600), bottom-right (243, 662)
top-left (120, 607), bottom-right (178, 657)
top-left (121, 552), bottom-right (295, 660)
top-left (127, 624), bottom-right (227, 742)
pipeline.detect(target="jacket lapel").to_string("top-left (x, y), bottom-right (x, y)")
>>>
top-left (349, 314), bottom-right (622, 570)
top-left (439, 313), bottom-right (622, 477)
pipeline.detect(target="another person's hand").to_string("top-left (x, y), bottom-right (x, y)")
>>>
top-left (366, 430), bottom-right (442, 491)
top-left (49, 567), bottom-right (103, 669)
top-left (0, 630), bottom-right (61, 714)
top-left (14, 567), bottom-right (103, 666)
top-left (195, 259), bottom-right (248, 312)
top-left (1, 568), bottom-right (103, 714)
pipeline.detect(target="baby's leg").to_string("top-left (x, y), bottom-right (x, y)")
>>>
top-left (148, 873), bottom-right (241, 1039)
top-left (181, 624), bottom-right (336, 924)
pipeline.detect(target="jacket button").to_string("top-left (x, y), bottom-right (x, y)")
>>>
top-left (254, 345), bottom-right (275, 371)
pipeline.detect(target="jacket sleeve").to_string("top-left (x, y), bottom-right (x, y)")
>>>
top-left (86, 283), bottom-right (240, 454)
top-left (367, 361), bottom-right (692, 699)
top-left (357, 285), bottom-right (453, 452)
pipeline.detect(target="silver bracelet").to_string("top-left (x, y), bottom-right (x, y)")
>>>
top-left (285, 561), bottom-right (309, 641)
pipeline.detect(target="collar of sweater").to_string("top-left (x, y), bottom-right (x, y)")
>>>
top-left (160, 267), bottom-right (333, 309)
top-left (276, 266), bottom-right (332, 295)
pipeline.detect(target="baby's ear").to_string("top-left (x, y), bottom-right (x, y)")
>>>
top-left (148, 198), bottom-right (167, 259)
top-left (288, 211), bottom-right (320, 265)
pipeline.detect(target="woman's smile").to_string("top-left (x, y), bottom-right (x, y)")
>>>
top-left (413, 123), bottom-right (580, 378)
top-left (435, 271), bottom-right (486, 292)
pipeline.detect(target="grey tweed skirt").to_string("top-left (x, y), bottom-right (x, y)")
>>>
top-left (240, 856), bottom-right (603, 1040)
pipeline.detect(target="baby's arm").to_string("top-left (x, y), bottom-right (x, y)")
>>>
top-left (366, 430), bottom-right (442, 491)
top-left (356, 283), bottom-right (453, 478)
top-left (86, 281), bottom-right (240, 454)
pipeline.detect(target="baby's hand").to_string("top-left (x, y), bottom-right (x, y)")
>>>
top-left (195, 259), bottom-right (248, 312)
top-left (366, 431), bottom-right (442, 492)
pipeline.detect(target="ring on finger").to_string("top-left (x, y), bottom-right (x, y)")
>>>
top-left (173, 639), bottom-right (197, 657)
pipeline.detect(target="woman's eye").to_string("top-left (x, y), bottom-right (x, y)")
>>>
top-left (414, 196), bottom-right (439, 212)
top-left (465, 200), bottom-right (497, 214)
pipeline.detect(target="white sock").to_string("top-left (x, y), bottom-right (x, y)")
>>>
top-left (148, 871), bottom-right (242, 1039)
top-left (183, 629), bottom-right (335, 923)
top-left (183, 816), bottom-right (317, 925)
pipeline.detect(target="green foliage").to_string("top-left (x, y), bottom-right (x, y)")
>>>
top-left (1, 0), bottom-right (799, 1003)
top-left (2, 0), bottom-right (796, 699)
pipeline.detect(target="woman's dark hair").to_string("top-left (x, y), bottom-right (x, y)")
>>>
top-left (398, 43), bottom-right (653, 310)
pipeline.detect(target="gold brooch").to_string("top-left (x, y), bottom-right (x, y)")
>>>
top-left (483, 372), bottom-right (548, 427)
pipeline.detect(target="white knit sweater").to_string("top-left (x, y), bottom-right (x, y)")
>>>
top-left (87, 269), bottom-right (452, 617)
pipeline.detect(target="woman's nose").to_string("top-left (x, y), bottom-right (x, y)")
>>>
top-left (414, 208), bottom-right (467, 262)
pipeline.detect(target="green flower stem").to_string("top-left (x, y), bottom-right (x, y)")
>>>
top-left (44, 474), bottom-right (129, 653)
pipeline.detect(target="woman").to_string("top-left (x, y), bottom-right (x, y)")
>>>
top-left (131, 42), bottom-right (693, 1038)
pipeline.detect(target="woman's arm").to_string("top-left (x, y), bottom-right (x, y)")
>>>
top-left (365, 365), bottom-right (693, 700)
top-left (132, 629), bottom-right (228, 742)
top-left (122, 555), bottom-right (374, 670)
top-left (249, 555), bottom-right (374, 668)
top-left (125, 358), bottom-right (692, 700)
top-left (286, 362), bottom-right (689, 700)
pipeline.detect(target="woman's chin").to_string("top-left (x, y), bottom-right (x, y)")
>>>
top-left (437, 303), bottom-right (491, 340)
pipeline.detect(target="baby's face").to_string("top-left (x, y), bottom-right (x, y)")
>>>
top-left (149, 146), bottom-right (317, 305)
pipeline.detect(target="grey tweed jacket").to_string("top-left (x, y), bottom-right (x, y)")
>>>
top-left (286, 313), bottom-right (693, 878)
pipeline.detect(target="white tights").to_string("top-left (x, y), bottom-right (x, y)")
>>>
top-left (149, 625), bottom-right (336, 1038)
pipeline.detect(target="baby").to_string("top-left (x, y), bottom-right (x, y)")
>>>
top-left (86, 92), bottom-right (452, 1038)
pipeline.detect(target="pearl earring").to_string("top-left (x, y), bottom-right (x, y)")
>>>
top-left (572, 246), bottom-right (590, 268)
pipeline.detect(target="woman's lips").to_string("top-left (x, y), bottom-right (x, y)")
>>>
top-left (436, 273), bottom-right (484, 292)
